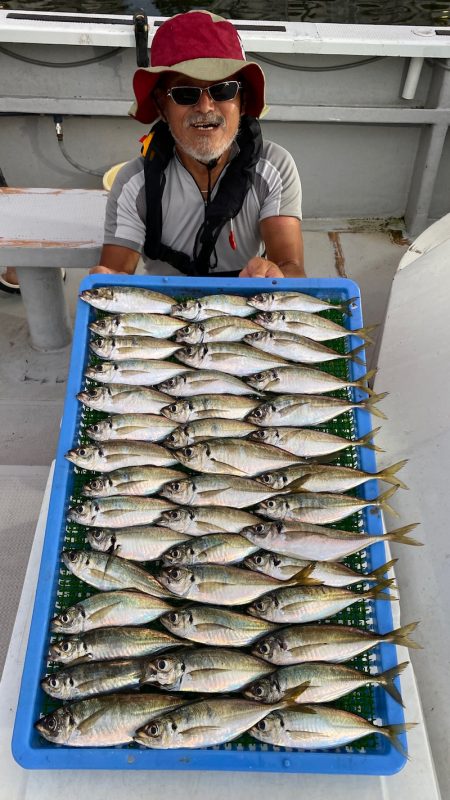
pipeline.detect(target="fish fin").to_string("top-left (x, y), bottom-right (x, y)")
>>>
top-left (384, 522), bottom-right (422, 547)
top-left (87, 601), bottom-right (123, 624)
top-left (376, 485), bottom-right (400, 518)
top-left (366, 558), bottom-right (398, 582)
top-left (360, 392), bottom-right (388, 420)
top-left (277, 682), bottom-right (312, 708)
top-left (379, 721), bottom-right (417, 759)
top-left (365, 578), bottom-right (397, 602)
top-left (76, 707), bottom-right (110, 733)
top-left (375, 459), bottom-right (408, 489)
top-left (386, 621), bottom-right (422, 650)
top-left (289, 564), bottom-right (323, 586)
top-left (348, 343), bottom-right (366, 366)
top-left (285, 477), bottom-right (312, 492)
top-left (209, 459), bottom-right (249, 476)
top-left (378, 661), bottom-right (409, 707)
top-left (355, 427), bottom-right (385, 453)
top-left (353, 324), bottom-right (379, 344)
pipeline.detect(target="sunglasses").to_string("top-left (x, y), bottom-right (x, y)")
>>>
top-left (166, 80), bottom-right (242, 106)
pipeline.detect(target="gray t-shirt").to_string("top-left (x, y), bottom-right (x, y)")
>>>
top-left (104, 139), bottom-right (302, 275)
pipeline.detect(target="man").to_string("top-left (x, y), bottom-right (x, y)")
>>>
top-left (91, 10), bottom-right (305, 279)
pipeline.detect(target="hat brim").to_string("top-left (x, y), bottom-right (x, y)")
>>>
top-left (130, 59), bottom-right (265, 124)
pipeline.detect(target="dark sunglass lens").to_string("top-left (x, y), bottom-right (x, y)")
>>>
top-left (171, 86), bottom-right (201, 105)
top-left (209, 81), bottom-right (239, 102)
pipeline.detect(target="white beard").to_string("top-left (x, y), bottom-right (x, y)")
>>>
top-left (171, 113), bottom-right (238, 164)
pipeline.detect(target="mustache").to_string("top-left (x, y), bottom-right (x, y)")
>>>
top-left (184, 112), bottom-right (226, 128)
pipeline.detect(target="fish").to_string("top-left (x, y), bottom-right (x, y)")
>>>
top-left (244, 660), bottom-right (409, 705)
top-left (157, 369), bottom-right (257, 396)
top-left (240, 521), bottom-right (421, 562)
top-left (87, 525), bottom-right (191, 562)
top-left (68, 497), bottom-right (176, 528)
top-left (246, 580), bottom-right (395, 624)
top-left (252, 621), bottom-right (421, 665)
top-left (84, 359), bottom-right (189, 386)
top-left (155, 564), bottom-right (315, 606)
top-left (162, 533), bottom-right (258, 566)
top-left (61, 550), bottom-right (175, 598)
top-left (247, 291), bottom-right (356, 314)
top-left (35, 693), bottom-right (188, 747)
top-left (50, 591), bottom-right (173, 634)
top-left (158, 506), bottom-right (261, 535)
top-left (160, 605), bottom-right (278, 647)
top-left (89, 335), bottom-right (181, 361)
top-left (89, 312), bottom-right (185, 338)
top-left (255, 310), bottom-right (375, 343)
top-left (175, 316), bottom-right (263, 344)
top-left (174, 438), bottom-right (305, 477)
top-left (49, 627), bottom-right (184, 665)
top-left (247, 393), bottom-right (387, 428)
top-left (85, 414), bottom-right (178, 443)
top-left (134, 690), bottom-right (307, 749)
top-left (41, 658), bottom-right (147, 700)
top-left (158, 474), bottom-right (285, 508)
top-left (65, 442), bottom-right (177, 472)
top-left (243, 330), bottom-right (365, 366)
top-left (256, 459), bottom-right (408, 493)
top-left (142, 647), bottom-right (272, 693)
top-left (80, 286), bottom-right (174, 314)
top-left (255, 486), bottom-right (399, 526)
top-left (249, 705), bottom-right (415, 755)
top-left (248, 426), bottom-right (383, 458)
top-left (163, 419), bottom-right (258, 449)
top-left (175, 342), bottom-right (288, 376)
top-left (82, 466), bottom-right (184, 498)
top-left (171, 294), bottom-right (254, 321)
top-left (161, 395), bottom-right (260, 423)
top-left (77, 385), bottom-right (171, 415)
top-left (246, 366), bottom-right (376, 395)
top-left (245, 551), bottom-right (398, 587)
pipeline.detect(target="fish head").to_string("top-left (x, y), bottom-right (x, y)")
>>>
top-left (134, 715), bottom-right (180, 748)
top-left (172, 299), bottom-right (203, 321)
top-left (142, 653), bottom-right (184, 688)
top-left (35, 707), bottom-right (76, 744)
top-left (175, 323), bottom-right (204, 344)
top-left (89, 315), bottom-right (120, 336)
top-left (49, 637), bottom-right (88, 664)
top-left (158, 507), bottom-right (195, 532)
top-left (86, 418), bottom-right (114, 441)
top-left (80, 287), bottom-right (114, 307)
top-left (249, 712), bottom-right (283, 743)
top-left (251, 634), bottom-right (286, 664)
top-left (83, 476), bottom-right (113, 497)
top-left (68, 501), bottom-right (98, 525)
top-left (246, 371), bottom-right (278, 392)
top-left (161, 400), bottom-right (194, 423)
top-left (86, 528), bottom-right (116, 552)
top-left (256, 497), bottom-right (287, 520)
top-left (163, 426), bottom-right (191, 449)
top-left (243, 676), bottom-right (282, 704)
top-left (247, 592), bottom-right (278, 620)
top-left (247, 292), bottom-right (275, 311)
top-left (51, 605), bottom-right (85, 634)
top-left (158, 566), bottom-right (195, 597)
top-left (244, 550), bottom-right (272, 574)
top-left (246, 403), bottom-right (274, 426)
top-left (176, 443), bottom-right (210, 471)
top-left (41, 670), bottom-right (77, 700)
top-left (162, 542), bottom-right (196, 565)
top-left (65, 445), bottom-right (103, 470)
top-left (248, 427), bottom-right (279, 446)
top-left (157, 374), bottom-right (188, 396)
top-left (255, 311), bottom-right (283, 330)
top-left (160, 608), bottom-right (196, 637)
top-left (159, 478), bottom-right (194, 505)
top-left (76, 386), bottom-right (109, 408)
top-left (241, 521), bottom-right (280, 545)
top-left (62, 550), bottom-right (89, 573)
top-left (84, 361), bottom-right (118, 383)
top-left (177, 344), bottom-right (207, 369)
top-left (256, 470), bottom-right (288, 490)
top-left (90, 335), bottom-right (114, 358)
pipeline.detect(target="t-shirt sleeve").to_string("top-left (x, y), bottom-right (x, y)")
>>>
top-left (103, 157), bottom-right (146, 252)
top-left (256, 142), bottom-right (302, 221)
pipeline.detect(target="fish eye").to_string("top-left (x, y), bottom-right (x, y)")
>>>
top-left (254, 373), bottom-right (263, 381)
top-left (171, 482), bottom-right (181, 492)
top-left (267, 501), bottom-right (275, 509)
top-left (167, 379), bottom-right (176, 388)
top-left (255, 525), bottom-right (265, 533)
top-left (61, 613), bottom-right (70, 624)
top-left (91, 425), bottom-right (99, 433)
top-left (253, 409), bottom-right (263, 418)
top-left (256, 720), bottom-right (267, 731)
top-left (47, 716), bottom-right (58, 731)
top-left (61, 642), bottom-right (71, 652)
top-left (86, 389), bottom-right (97, 397)
top-left (254, 555), bottom-right (264, 565)
top-left (168, 612), bottom-right (179, 624)
top-left (74, 505), bottom-right (84, 514)
top-left (254, 684), bottom-right (265, 697)
top-left (259, 643), bottom-right (270, 655)
top-left (91, 530), bottom-right (103, 540)
top-left (254, 600), bottom-right (264, 611)
top-left (148, 723), bottom-right (159, 736)
top-left (261, 474), bottom-right (271, 484)
top-left (170, 549), bottom-right (181, 558)
top-left (156, 659), bottom-right (168, 671)
top-left (184, 448), bottom-right (193, 457)
top-left (78, 449), bottom-right (86, 457)
top-left (169, 568), bottom-right (181, 579)
top-left (168, 511), bottom-right (180, 520)
top-left (49, 677), bottom-right (58, 688)
top-left (186, 347), bottom-right (195, 356)
top-left (168, 405), bottom-right (177, 412)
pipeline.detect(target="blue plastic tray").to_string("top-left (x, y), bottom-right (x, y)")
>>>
top-left (12, 275), bottom-right (407, 773)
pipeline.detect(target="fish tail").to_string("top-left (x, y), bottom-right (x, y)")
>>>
top-left (353, 324), bottom-right (378, 344)
top-left (365, 578), bottom-right (397, 601)
top-left (348, 343), bottom-right (366, 366)
top-left (366, 557), bottom-right (398, 582)
top-left (354, 368), bottom-right (377, 395)
top-left (377, 485), bottom-right (400, 518)
top-left (378, 722), bottom-right (417, 759)
top-left (376, 459), bottom-right (409, 489)
top-left (355, 427), bottom-right (385, 453)
top-left (385, 621), bottom-right (422, 650)
top-left (378, 661), bottom-right (409, 707)
top-left (384, 523), bottom-right (422, 547)
top-left (359, 392), bottom-right (388, 420)
top-left (340, 296), bottom-right (358, 315)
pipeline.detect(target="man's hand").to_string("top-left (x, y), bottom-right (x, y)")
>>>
top-left (89, 265), bottom-right (129, 275)
top-left (239, 257), bottom-right (285, 279)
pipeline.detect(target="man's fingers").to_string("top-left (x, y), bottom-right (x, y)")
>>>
top-left (89, 265), bottom-right (118, 275)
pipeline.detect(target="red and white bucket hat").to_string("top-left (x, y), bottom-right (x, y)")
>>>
top-left (129, 10), bottom-right (266, 124)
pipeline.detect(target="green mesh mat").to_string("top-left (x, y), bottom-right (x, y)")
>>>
top-left (40, 300), bottom-right (389, 755)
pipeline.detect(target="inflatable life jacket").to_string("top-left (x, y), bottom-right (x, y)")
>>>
top-left (141, 115), bottom-right (263, 276)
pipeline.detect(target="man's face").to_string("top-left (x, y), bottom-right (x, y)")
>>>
top-left (157, 74), bottom-right (242, 164)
